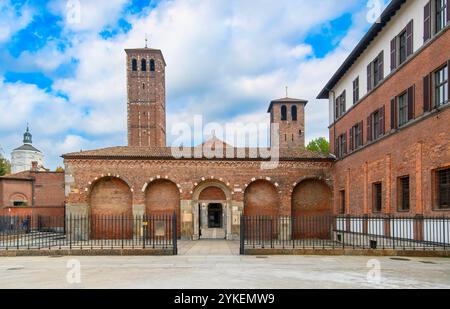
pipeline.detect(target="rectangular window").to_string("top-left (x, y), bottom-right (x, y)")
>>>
top-left (399, 30), bottom-right (407, 65)
top-left (336, 133), bottom-right (347, 159)
top-left (350, 121), bottom-right (363, 151)
top-left (339, 190), bottom-right (346, 214)
top-left (373, 183), bottom-right (383, 213)
top-left (434, 65), bottom-right (449, 107)
top-left (398, 176), bottom-right (410, 211)
top-left (335, 91), bottom-right (346, 119)
top-left (353, 77), bottom-right (359, 104)
top-left (436, 0), bottom-right (448, 33)
top-left (437, 168), bottom-right (450, 209)
top-left (368, 52), bottom-right (384, 91)
top-left (398, 92), bottom-right (409, 127)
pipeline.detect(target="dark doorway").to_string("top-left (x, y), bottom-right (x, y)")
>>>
top-left (208, 203), bottom-right (222, 228)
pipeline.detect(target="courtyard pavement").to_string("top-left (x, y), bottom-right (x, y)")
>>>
top-left (0, 240), bottom-right (450, 289)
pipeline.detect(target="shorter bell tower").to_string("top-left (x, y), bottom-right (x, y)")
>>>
top-left (268, 97), bottom-right (307, 149)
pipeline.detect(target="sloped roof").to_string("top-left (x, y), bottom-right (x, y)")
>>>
top-left (13, 144), bottom-right (41, 152)
top-left (62, 145), bottom-right (332, 161)
top-left (317, 0), bottom-right (406, 99)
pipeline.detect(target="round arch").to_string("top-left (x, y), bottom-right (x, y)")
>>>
top-left (291, 178), bottom-right (332, 217)
top-left (89, 176), bottom-right (133, 239)
top-left (192, 180), bottom-right (232, 202)
top-left (244, 180), bottom-right (279, 216)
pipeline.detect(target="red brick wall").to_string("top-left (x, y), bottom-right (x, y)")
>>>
top-left (0, 179), bottom-right (33, 207)
top-left (65, 159), bottom-right (333, 218)
top-left (292, 179), bottom-right (332, 217)
top-left (244, 180), bottom-right (279, 216)
top-left (32, 172), bottom-right (65, 207)
top-left (329, 29), bottom-right (450, 216)
top-left (271, 102), bottom-right (306, 149)
top-left (199, 187), bottom-right (226, 201)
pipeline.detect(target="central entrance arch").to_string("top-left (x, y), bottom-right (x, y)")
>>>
top-left (192, 181), bottom-right (232, 240)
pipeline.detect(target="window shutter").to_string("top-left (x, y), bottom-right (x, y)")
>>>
top-left (380, 106), bottom-right (385, 135)
top-left (424, 2), bottom-right (431, 42)
top-left (343, 133), bottom-right (347, 155)
top-left (423, 74), bottom-right (431, 112)
top-left (359, 121), bottom-right (364, 146)
top-left (367, 115), bottom-right (373, 142)
top-left (407, 86), bottom-right (415, 120)
top-left (391, 97), bottom-right (397, 130)
top-left (349, 128), bottom-right (353, 152)
top-left (406, 20), bottom-right (414, 57)
top-left (367, 63), bottom-right (372, 92)
top-left (378, 51), bottom-right (384, 81)
top-left (335, 97), bottom-right (339, 119)
top-left (390, 38), bottom-right (397, 71)
top-left (342, 90), bottom-right (346, 112)
top-left (335, 138), bottom-right (339, 157)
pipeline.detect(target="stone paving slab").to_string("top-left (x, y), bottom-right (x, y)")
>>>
top-left (0, 254), bottom-right (450, 289)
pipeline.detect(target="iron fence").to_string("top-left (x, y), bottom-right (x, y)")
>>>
top-left (240, 215), bottom-right (450, 253)
top-left (0, 214), bottom-right (177, 254)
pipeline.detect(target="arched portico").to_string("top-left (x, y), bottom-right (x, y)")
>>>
top-left (191, 180), bottom-right (232, 240)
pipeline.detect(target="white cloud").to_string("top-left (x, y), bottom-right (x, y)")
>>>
top-left (0, 1), bottom-right (34, 42)
top-left (1, 0), bottom-right (374, 168)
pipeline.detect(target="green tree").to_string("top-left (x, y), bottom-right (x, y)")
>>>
top-left (55, 166), bottom-right (65, 172)
top-left (0, 156), bottom-right (11, 176)
top-left (306, 137), bottom-right (330, 155)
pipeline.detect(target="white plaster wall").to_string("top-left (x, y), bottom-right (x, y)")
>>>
top-left (11, 149), bottom-right (45, 174)
top-left (329, 0), bottom-right (428, 123)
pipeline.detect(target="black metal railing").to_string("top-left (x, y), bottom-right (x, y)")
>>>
top-left (240, 215), bottom-right (450, 253)
top-left (0, 214), bottom-right (177, 254)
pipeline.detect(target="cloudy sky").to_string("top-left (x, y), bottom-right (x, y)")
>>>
top-left (0, 0), bottom-right (389, 169)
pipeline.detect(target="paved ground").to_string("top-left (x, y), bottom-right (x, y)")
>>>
top-left (1, 241), bottom-right (450, 289)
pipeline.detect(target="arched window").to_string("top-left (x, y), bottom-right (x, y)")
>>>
top-left (281, 105), bottom-right (287, 121)
top-left (132, 59), bottom-right (137, 71)
top-left (150, 59), bottom-right (155, 72)
top-left (291, 106), bottom-right (298, 121)
top-left (141, 59), bottom-right (147, 71)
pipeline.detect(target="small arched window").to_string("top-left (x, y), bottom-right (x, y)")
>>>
top-left (150, 59), bottom-right (155, 72)
top-left (132, 59), bottom-right (137, 71)
top-left (141, 59), bottom-right (147, 71)
top-left (281, 105), bottom-right (287, 121)
top-left (291, 106), bottom-right (298, 121)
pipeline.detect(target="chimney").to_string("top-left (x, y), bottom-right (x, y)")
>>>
top-left (31, 161), bottom-right (38, 171)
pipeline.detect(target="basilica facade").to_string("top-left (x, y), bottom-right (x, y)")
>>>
top-left (63, 47), bottom-right (334, 240)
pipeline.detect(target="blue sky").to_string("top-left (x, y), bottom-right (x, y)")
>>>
top-left (0, 0), bottom-right (389, 169)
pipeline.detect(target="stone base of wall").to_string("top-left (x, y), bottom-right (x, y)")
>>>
top-left (0, 249), bottom-right (174, 257)
top-left (244, 248), bottom-right (450, 257)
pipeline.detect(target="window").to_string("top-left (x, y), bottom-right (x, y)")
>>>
top-left (436, 0), bottom-right (448, 33)
top-left (353, 77), bottom-right (359, 104)
top-left (367, 52), bottom-right (384, 91)
top-left (391, 20), bottom-right (413, 71)
top-left (373, 183), bottom-right (382, 213)
top-left (281, 105), bottom-right (287, 121)
top-left (335, 91), bottom-right (346, 119)
top-left (398, 176), bottom-right (410, 211)
top-left (335, 133), bottom-right (347, 159)
top-left (132, 59), bottom-right (137, 71)
top-left (399, 30), bottom-right (407, 65)
top-left (150, 59), bottom-right (155, 72)
top-left (367, 106), bottom-right (385, 142)
top-left (339, 190), bottom-right (346, 214)
top-left (141, 59), bottom-right (147, 71)
top-left (13, 201), bottom-right (27, 206)
top-left (398, 92), bottom-right (408, 127)
top-left (434, 65), bottom-right (449, 107)
top-left (349, 121), bottom-right (363, 152)
top-left (437, 168), bottom-right (450, 209)
top-left (291, 106), bottom-right (298, 121)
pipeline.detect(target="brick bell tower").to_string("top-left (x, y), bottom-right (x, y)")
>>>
top-left (126, 46), bottom-right (166, 147)
top-left (268, 97), bottom-right (307, 149)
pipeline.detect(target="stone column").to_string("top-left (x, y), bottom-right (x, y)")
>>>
top-left (180, 200), bottom-right (193, 240)
top-left (65, 203), bottom-right (90, 241)
top-left (192, 201), bottom-right (200, 240)
top-left (278, 216), bottom-right (292, 241)
top-left (132, 204), bottom-right (145, 239)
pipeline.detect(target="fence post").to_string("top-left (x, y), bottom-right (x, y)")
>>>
top-left (239, 215), bottom-right (244, 255)
top-left (172, 212), bottom-right (177, 255)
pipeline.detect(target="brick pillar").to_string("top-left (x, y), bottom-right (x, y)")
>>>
top-left (415, 142), bottom-right (424, 215)
top-left (385, 154), bottom-right (392, 214)
top-left (363, 162), bottom-right (369, 214)
top-left (345, 169), bottom-right (350, 215)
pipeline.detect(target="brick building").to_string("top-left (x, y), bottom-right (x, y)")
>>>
top-left (317, 0), bottom-right (450, 216)
top-left (0, 168), bottom-right (65, 217)
top-left (63, 48), bottom-right (333, 240)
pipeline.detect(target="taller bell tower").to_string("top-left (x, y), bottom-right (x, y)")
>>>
top-left (126, 47), bottom-right (166, 147)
